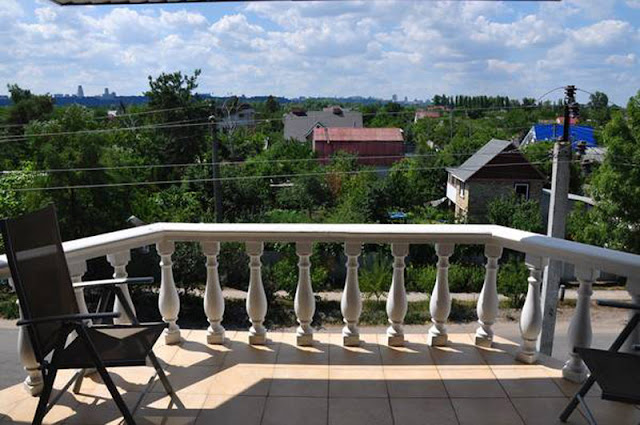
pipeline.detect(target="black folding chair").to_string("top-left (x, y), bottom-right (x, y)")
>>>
top-left (560, 300), bottom-right (640, 425)
top-left (1, 206), bottom-right (174, 425)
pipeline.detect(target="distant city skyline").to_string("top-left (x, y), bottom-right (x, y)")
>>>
top-left (1, 0), bottom-right (639, 104)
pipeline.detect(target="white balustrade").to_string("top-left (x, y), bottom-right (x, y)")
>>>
top-left (475, 244), bottom-right (503, 347)
top-left (341, 242), bottom-right (362, 346)
top-left (202, 241), bottom-right (225, 344)
top-left (386, 243), bottom-right (409, 347)
top-left (563, 266), bottom-right (596, 383)
top-left (428, 243), bottom-right (454, 346)
top-left (517, 255), bottom-right (543, 364)
top-left (107, 251), bottom-right (136, 324)
top-left (156, 241), bottom-right (181, 345)
top-left (624, 277), bottom-right (640, 352)
top-left (68, 261), bottom-right (90, 321)
top-left (246, 241), bottom-right (267, 345)
top-left (11, 278), bottom-right (43, 397)
top-left (295, 241), bottom-right (315, 346)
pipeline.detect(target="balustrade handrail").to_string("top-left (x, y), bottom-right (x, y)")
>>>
top-left (1, 222), bottom-right (639, 279)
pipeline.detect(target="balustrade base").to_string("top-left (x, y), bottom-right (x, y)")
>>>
top-left (164, 330), bottom-right (182, 346)
top-left (207, 332), bottom-right (226, 345)
top-left (249, 334), bottom-right (268, 345)
top-left (296, 334), bottom-right (314, 346)
top-left (427, 333), bottom-right (448, 347)
top-left (562, 366), bottom-right (588, 383)
top-left (474, 334), bottom-right (493, 348)
top-left (343, 335), bottom-right (361, 347)
top-left (387, 335), bottom-right (405, 347)
top-left (23, 378), bottom-right (43, 397)
top-left (516, 351), bottom-right (538, 365)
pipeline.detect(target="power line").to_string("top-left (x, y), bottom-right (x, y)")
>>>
top-left (8, 160), bottom-right (579, 193)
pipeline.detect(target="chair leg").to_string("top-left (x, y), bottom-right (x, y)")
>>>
top-left (560, 375), bottom-right (596, 422)
top-left (94, 364), bottom-right (136, 425)
top-left (147, 351), bottom-right (173, 395)
top-left (577, 395), bottom-right (598, 425)
top-left (72, 369), bottom-right (85, 394)
top-left (32, 368), bottom-right (57, 425)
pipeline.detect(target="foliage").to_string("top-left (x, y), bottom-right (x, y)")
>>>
top-left (359, 253), bottom-right (392, 302)
top-left (497, 260), bottom-right (529, 308)
top-left (487, 195), bottom-right (543, 233)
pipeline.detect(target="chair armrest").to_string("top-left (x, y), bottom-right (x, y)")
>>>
top-left (596, 300), bottom-right (640, 311)
top-left (17, 312), bottom-right (120, 326)
top-left (72, 277), bottom-right (153, 289)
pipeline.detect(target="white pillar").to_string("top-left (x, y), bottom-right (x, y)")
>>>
top-left (517, 255), bottom-right (543, 364)
top-left (156, 241), bottom-right (181, 345)
top-left (107, 251), bottom-right (136, 324)
top-left (68, 261), bottom-right (90, 322)
top-left (202, 241), bottom-right (225, 344)
top-left (11, 278), bottom-right (43, 396)
top-left (563, 266), bottom-right (596, 383)
top-left (623, 277), bottom-right (640, 352)
top-left (475, 244), bottom-right (503, 347)
top-left (386, 243), bottom-right (409, 347)
top-left (428, 243), bottom-right (454, 346)
top-left (246, 241), bottom-right (267, 345)
top-left (341, 242), bottom-right (362, 347)
top-left (295, 241), bottom-right (315, 346)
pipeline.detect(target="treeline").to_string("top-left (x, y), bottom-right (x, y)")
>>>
top-left (432, 94), bottom-right (541, 109)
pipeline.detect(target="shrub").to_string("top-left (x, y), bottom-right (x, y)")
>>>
top-left (498, 260), bottom-right (529, 308)
top-left (359, 254), bottom-right (392, 302)
top-left (406, 264), bottom-right (484, 294)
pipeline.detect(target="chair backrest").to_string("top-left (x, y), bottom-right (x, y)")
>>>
top-left (1, 205), bottom-right (79, 362)
top-left (577, 347), bottom-right (640, 404)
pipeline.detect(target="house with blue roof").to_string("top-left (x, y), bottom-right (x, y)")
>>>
top-left (520, 124), bottom-right (596, 150)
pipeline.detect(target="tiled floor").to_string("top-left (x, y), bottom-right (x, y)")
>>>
top-left (1, 330), bottom-right (639, 425)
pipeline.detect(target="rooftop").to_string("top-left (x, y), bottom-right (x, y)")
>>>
top-left (2, 329), bottom-right (638, 425)
top-left (312, 127), bottom-right (404, 143)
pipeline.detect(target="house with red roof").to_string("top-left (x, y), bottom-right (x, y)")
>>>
top-left (311, 127), bottom-right (404, 166)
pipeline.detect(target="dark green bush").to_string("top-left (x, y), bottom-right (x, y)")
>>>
top-left (497, 260), bottom-right (529, 308)
top-left (406, 264), bottom-right (484, 293)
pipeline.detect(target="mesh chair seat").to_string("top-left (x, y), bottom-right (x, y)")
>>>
top-left (56, 323), bottom-right (166, 369)
top-left (576, 347), bottom-right (640, 405)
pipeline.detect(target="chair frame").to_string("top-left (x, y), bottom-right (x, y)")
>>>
top-left (560, 300), bottom-right (640, 425)
top-left (1, 211), bottom-right (174, 425)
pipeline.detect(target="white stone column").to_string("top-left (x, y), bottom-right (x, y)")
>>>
top-left (11, 278), bottom-right (43, 396)
top-left (386, 243), bottom-right (409, 347)
top-left (341, 242), bottom-right (362, 347)
top-left (107, 251), bottom-right (136, 324)
top-left (623, 277), bottom-right (640, 352)
top-left (246, 241), bottom-right (267, 345)
top-left (295, 241), bottom-right (315, 346)
top-left (68, 261), bottom-right (90, 322)
top-left (517, 255), bottom-right (543, 364)
top-left (156, 241), bottom-right (181, 345)
top-left (563, 266), bottom-right (596, 383)
top-left (428, 243), bottom-right (454, 346)
top-left (202, 241), bottom-right (225, 344)
top-left (475, 244), bottom-right (503, 347)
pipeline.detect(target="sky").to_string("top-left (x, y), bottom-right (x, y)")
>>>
top-left (0, 0), bottom-right (638, 104)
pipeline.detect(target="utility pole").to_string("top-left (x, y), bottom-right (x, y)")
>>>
top-left (538, 85), bottom-right (578, 356)
top-left (209, 115), bottom-right (223, 223)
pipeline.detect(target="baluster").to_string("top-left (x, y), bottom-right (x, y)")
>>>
top-left (202, 241), bottom-right (225, 344)
top-left (246, 241), bottom-right (267, 345)
top-left (516, 255), bottom-right (543, 364)
top-left (156, 241), bottom-right (181, 345)
top-left (563, 266), bottom-right (596, 382)
top-left (475, 244), bottom-right (503, 347)
top-left (623, 277), bottom-right (640, 352)
top-left (386, 243), bottom-right (409, 347)
top-left (11, 278), bottom-right (43, 396)
top-left (428, 243), bottom-right (454, 346)
top-left (68, 261), bottom-right (90, 322)
top-left (295, 241), bottom-right (315, 346)
top-left (107, 251), bottom-right (136, 324)
top-left (341, 242), bottom-right (362, 347)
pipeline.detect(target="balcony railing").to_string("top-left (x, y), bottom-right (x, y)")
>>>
top-left (1, 223), bottom-right (639, 396)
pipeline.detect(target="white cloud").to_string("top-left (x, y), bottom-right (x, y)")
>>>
top-left (605, 53), bottom-right (637, 66)
top-left (487, 59), bottom-right (525, 74)
top-left (627, 0), bottom-right (640, 8)
top-left (572, 20), bottom-right (633, 47)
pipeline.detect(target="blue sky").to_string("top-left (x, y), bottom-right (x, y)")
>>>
top-left (1, 0), bottom-right (638, 104)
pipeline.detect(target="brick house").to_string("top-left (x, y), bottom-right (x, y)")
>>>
top-left (446, 139), bottom-right (546, 220)
top-left (311, 127), bottom-right (404, 166)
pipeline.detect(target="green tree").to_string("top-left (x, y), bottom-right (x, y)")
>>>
top-left (486, 195), bottom-right (543, 233)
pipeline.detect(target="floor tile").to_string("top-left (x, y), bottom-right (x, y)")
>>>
top-left (492, 366), bottom-right (565, 398)
top-left (438, 366), bottom-right (506, 398)
top-left (329, 366), bottom-right (387, 398)
top-left (135, 392), bottom-right (206, 425)
top-left (269, 365), bottom-right (329, 397)
top-left (384, 366), bottom-right (448, 398)
top-left (262, 396), bottom-right (328, 425)
top-left (209, 365), bottom-right (274, 396)
top-left (452, 398), bottom-right (524, 425)
top-left (511, 397), bottom-right (588, 425)
top-left (391, 398), bottom-right (459, 425)
top-left (328, 397), bottom-right (394, 425)
top-left (195, 395), bottom-right (265, 425)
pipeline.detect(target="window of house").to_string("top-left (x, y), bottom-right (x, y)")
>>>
top-left (514, 183), bottom-right (530, 199)
top-left (459, 180), bottom-right (466, 198)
